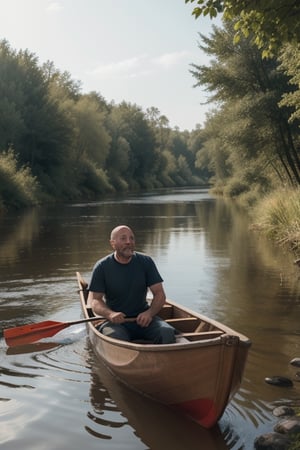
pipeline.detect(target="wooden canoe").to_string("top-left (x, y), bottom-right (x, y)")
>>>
top-left (76, 271), bottom-right (251, 428)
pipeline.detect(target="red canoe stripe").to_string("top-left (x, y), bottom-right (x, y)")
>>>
top-left (171, 398), bottom-right (218, 428)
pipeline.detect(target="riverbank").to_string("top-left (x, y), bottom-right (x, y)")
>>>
top-left (255, 405), bottom-right (300, 450)
top-left (250, 188), bottom-right (300, 258)
top-left (254, 401), bottom-right (300, 450)
top-left (254, 358), bottom-right (300, 450)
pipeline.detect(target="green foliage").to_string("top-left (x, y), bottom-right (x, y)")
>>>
top-left (253, 188), bottom-right (300, 249)
top-left (0, 40), bottom-right (74, 179)
top-left (278, 43), bottom-right (300, 123)
top-left (0, 38), bottom-right (207, 210)
top-left (109, 101), bottom-right (159, 185)
top-left (185, 0), bottom-right (300, 57)
top-left (235, 186), bottom-right (262, 208)
top-left (75, 157), bottom-right (113, 199)
top-left (0, 150), bottom-right (39, 210)
top-left (105, 136), bottom-right (130, 191)
top-left (190, 21), bottom-right (300, 197)
top-left (70, 94), bottom-right (111, 166)
top-left (223, 178), bottom-right (249, 197)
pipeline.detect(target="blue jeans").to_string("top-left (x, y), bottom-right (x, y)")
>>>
top-left (99, 316), bottom-right (176, 344)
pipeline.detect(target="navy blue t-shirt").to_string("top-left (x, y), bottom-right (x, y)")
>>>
top-left (88, 252), bottom-right (163, 316)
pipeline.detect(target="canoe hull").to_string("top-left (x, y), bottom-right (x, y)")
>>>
top-left (88, 330), bottom-right (247, 428)
top-left (77, 272), bottom-right (251, 428)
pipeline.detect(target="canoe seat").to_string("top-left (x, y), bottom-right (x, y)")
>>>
top-left (165, 317), bottom-right (199, 332)
top-left (179, 331), bottom-right (224, 341)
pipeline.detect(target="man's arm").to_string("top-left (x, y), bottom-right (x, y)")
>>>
top-left (88, 291), bottom-right (126, 323)
top-left (148, 282), bottom-right (166, 315)
top-left (136, 282), bottom-right (166, 327)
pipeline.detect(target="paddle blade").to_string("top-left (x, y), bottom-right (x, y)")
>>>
top-left (3, 320), bottom-right (70, 347)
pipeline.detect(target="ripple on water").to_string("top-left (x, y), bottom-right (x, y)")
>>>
top-left (0, 336), bottom-right (139, 449)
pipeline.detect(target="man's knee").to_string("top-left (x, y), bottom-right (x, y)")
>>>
top-left (153, 321), bottom-right (176, 344)
top-left (98, 323), bottom-right (130, 341)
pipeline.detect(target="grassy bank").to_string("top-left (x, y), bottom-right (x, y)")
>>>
top-left (251, 188), bottom-right (300, 256)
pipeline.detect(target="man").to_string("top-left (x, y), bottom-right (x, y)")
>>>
top-left (88, 225), bottom-right (176, 344)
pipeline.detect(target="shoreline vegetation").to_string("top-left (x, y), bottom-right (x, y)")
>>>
top-left (1, 153), bottom-right (300, 260)
top-left (250, 188), bottom-right (300, 259)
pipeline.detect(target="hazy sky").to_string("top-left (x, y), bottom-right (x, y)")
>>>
top-left (0, 0), bottom-right (221, 130)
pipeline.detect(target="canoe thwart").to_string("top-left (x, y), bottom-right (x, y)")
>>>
top-left (165, 317), bottom-right (200, 332)
top-left (179, 331), bottom-right (224, 341)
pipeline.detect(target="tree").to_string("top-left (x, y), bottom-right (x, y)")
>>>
top-left (43, 60), bottom-right (81, 100)
top-left (0, 40), bottom-right (73, 181)
top-left (188, 126), bottom-right (212, 183)
top-left (190, 22), bottom-right (300, 195)
top-left (44, 67), bottom-right (113, 198)
top-left (108, 102), bottom-right (160, 189)
top-left (185, 0), bottom-right (300, 57)
top-left (71, 94), bottom-right (111, 167)
top-left (0, 149), bottom-right (39, 209)
top-left (0, 40), bottom-right (26, 150)
top-left (146, 106), bottom-right (171, 151)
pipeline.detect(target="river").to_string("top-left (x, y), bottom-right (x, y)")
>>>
top-left (1, 187), bottom-right (300, 449)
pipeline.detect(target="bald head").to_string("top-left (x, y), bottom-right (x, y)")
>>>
top-left (110, 225), bottom-right (135, 263)
top-left (110, 225), bottom-right (133, 240)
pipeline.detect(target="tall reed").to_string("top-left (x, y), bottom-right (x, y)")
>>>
top-left (252, 188), bottom-right (300, 251)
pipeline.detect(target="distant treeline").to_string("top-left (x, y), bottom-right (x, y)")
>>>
top-left (0, 39), bottom-right (208, 211)
top-left (1, 18), bottom-right (300, 211)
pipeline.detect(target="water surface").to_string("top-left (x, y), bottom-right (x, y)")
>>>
top-left (1, 188), bottom-right (300, 449)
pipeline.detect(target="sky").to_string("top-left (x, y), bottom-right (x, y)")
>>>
top-left (0, 0), bottom-right (221, 131)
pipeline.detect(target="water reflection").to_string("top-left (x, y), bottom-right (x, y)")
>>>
top-left (0, 208), bottom-right (40, 267)
top-left (6, 342), bottom-right (60, 355)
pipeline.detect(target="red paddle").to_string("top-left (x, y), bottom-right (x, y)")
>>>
top-left (3, 316), bottom-right (136, 347)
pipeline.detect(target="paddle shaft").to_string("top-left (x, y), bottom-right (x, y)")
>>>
top-left (3, 315), bottom-right (136, 347)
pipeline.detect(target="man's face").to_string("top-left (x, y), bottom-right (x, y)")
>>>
top-left (110, 227), bottom-right (135, 261)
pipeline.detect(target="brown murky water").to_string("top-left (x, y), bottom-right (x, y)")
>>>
top-left (1, 188), bottom-right (300, 449)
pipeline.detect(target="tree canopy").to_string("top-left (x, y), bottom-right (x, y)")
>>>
top-left (189, 20), bottom-right (300, 202)
top-left (185, 0), bottom-right (300, 57)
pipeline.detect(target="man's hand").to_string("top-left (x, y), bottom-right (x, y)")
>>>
top-left (108, 311), bottom-right (126, 324)
top-left (136, 310), bottom-right (153, 327)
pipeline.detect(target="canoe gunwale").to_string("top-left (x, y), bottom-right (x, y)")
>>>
top-left (85, 320), bottom-right (250, 353)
